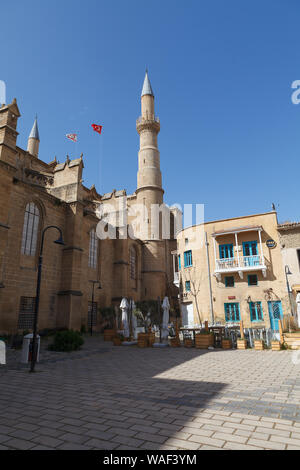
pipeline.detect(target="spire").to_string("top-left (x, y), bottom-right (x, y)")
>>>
top-left (29, 116), bottom-right (40, 141)
top-left (27, 115), bottom-right (40, 157)
top-left (141, 70), bottom-right (154, 97)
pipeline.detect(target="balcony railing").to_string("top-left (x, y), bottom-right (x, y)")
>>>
top-left (215, 255), bottom-right (265, 271)
top-left (136, 116), bottom-right (160, 125)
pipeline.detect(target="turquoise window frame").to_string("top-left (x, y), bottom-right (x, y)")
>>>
top-left (178, 254), bottom-right (181, 270)
top-left (219, 244), bottom-right (234, 259)
top-left (225, 276), bottom-right (235, 288)
top-left (248, 274), bottom-right (258, 286)
top-left (249, 301), bottom-right (263, 322)
top-left (184, 250), bottom-right (193, 267)
top-left (224, 303), bottom-right (240, 322)
top-left (243, 241), bottom-right (258, 256)
top-left (185, 281), bottom-right (191, 292)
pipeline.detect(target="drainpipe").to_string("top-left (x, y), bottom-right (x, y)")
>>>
top-left (205, 232), bottom-right (215, 324)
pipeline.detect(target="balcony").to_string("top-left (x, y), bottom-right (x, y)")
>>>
top-left (136, 115), bottom-right (160, 133)
top-left (215, 255), bottom-right (267, 279)
top-left (212, 225), bottom-right (268, 280)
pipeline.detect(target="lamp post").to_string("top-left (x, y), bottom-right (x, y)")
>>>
top-left (285, 265), bottom-right (293, 333)
top-left (30, 226), bottom-right (64, 373)
top-left (89, 280), bottom-right (102, 336)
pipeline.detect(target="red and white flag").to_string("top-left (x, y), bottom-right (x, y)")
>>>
top-left (91, 124), bottom-right (103, 134)
top-left (66, 133), bottom-right (78, 142)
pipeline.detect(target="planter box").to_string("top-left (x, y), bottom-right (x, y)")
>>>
top-left (113, 337), bottom-right (122, 346)
top-left (184, 339), bottom-right (194, 348)
top-left (271, 341), bottom-right (281, 351)
top-left (237, 339), bottom-right (247, 350)
top-left (148, 332), bottom-right (156, 347)
top-left (138, 333), bottom-right (149, 348)
top-left (195, 334), bottom-right (214, 349)
top-left (254, 340), bottom-right (264, 351)
top-left (222, 339), bottom-right (232, 350)
top-left (170, 338), bottom-right (181, 347)
top-left (104, 329), bottom-right (116, 341)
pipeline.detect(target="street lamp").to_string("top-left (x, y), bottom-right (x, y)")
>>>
top-left (285, 265), bottom-right (293, 313)
top-left (285, 265), bottom-right (293, 333)
top-left (89, 280), bottom-right (102, 336)
top-left (30, 226), bottom-right (64, 373)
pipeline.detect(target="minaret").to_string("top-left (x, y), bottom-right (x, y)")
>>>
top-left (136, 71), bottom-right (163, 240)
top-left (27, 116), bottom-right (40, 157)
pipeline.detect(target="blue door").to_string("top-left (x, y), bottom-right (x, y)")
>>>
top-left (268, 301), bottom-right (283, 331)
top-left (243, 241), bottom-right (259, 266)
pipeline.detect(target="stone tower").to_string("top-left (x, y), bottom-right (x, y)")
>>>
top-left (136, 70), bottom-right (164, 240)
top-left (136, 71), bottom-right (169, 299)
top-left (27, 116), bottom-right (40, 157)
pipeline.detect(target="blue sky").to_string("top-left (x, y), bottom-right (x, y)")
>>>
top-left (1, 0), bottom-right (300, 224)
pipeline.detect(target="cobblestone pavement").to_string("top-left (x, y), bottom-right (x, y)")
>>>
top-left (1, 337), bottom-right (300, 450)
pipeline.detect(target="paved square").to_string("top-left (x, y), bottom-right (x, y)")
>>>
top-left (1, 339), bottom-right (300, 450)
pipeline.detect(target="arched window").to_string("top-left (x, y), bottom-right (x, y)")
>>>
top-left (21, 203), bottom-right (40, 256)
top-left (130, 247), bottom-right (137, 280)
top-left (88, 229), bottom-right (98, 269)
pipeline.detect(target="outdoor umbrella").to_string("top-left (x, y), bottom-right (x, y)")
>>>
top-left (120, 298), bottom-right (130, 338)
top-left (161, 296), bottom-right (170, 342)
top-left (130, 300), bottom-right (137, 339)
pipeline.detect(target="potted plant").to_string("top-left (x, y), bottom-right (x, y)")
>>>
top-left (237, 338), bottom-right (247, 350)
top-left (100, 307), bottom-right (116, 341)
top-left (135, 300), bottom-right (160, 347)
top-left (195, 330), bottom-right (214, 349)
top-left (254, 339), bottom-right (264, 350)
top-left (184, 337), bottom-right (194, 348)
top-left (113, 332), bottom-right (124, 346)
top-left (271, 340), bottom-right (281, 351)
top-left (221, 338), bottom-right (232, 349)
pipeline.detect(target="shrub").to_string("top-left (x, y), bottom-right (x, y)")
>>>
top-left (48, 330), bottom-right (84, 352)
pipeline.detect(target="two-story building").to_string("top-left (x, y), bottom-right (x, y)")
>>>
top-left (174, 211), bottom-right (289, 331)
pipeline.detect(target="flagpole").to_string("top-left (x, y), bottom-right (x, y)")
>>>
top-left (99, 130), bottom-right (103, 194)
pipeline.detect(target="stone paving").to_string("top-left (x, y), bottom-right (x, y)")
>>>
top-left (1, 337), bottom-right (300, 450)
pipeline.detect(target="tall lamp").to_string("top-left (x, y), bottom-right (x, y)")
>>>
top-left (89, 280), bottom-right (102, 336)
top-left (30, 226), bottom-right (64, 373)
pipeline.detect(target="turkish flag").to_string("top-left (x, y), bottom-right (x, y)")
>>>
top-left (66, 133), bottom-right (78, 142)
top-left (91, 124), bottom-right (103, 134)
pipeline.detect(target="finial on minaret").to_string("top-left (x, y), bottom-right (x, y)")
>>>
top-left (27, 115), bottom-right (40, 157)
top-left (141, 69), bottom-right (154, 97)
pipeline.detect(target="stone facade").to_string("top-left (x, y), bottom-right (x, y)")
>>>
top-left (175, 212), bottom-right (289, 329)
top-left (278, 222), bottom-right (300, 312)
top-left (0, 74), bottom-right (178, 334)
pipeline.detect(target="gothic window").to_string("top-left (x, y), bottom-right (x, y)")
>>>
top-left (21, 203), bottom-right (40, 256)
top-left (88, 229), bottom-right (98, 269)
top-left (130, 247), bottom-right (137, 281)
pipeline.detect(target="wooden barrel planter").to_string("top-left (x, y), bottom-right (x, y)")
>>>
top-left (104, 329), bottom-right (116, 341)
top-left (271, 341), bottom-right (281, 351)
top-left (195, 334), bottom-right (214, 349)
top-left (222, 339), bottom-right (232, 350)
top-left (237, 339), bottom-right (247, 350)
top-left (170, 338), bottom-right (181, 347)
top-left (254, 340), bottom-right (264, 351)
top-left (113, 337), bottom-right (122, 346)
top-left (138, 333), bottom-right (149, 348)
top-left (148, 332), bottom-right (156, 347)
top-left (184, 338), bottom-right (194, 348)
